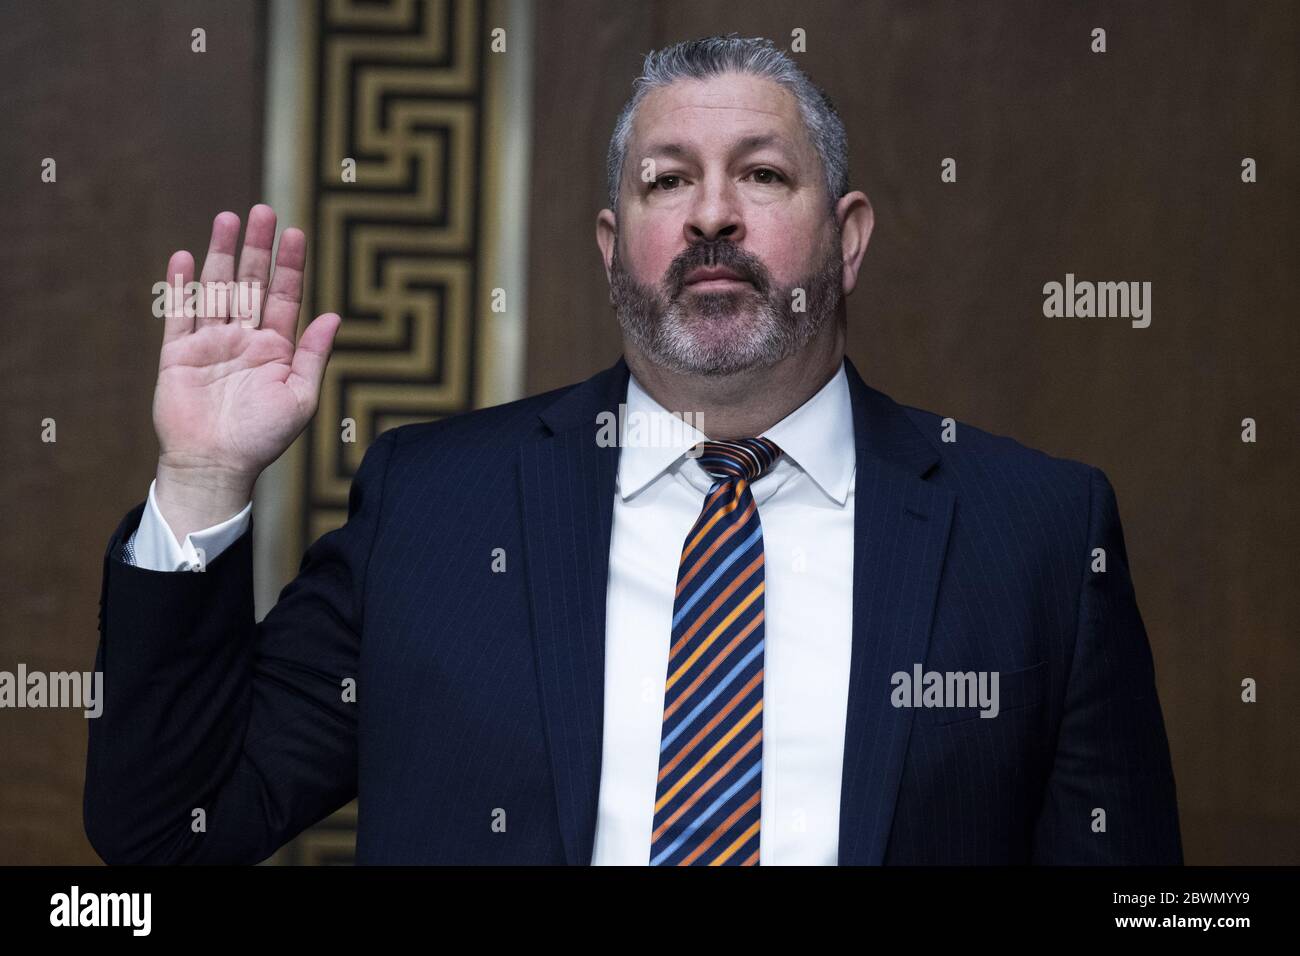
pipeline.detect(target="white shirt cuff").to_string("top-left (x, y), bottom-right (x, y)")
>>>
top-left (124, 479), bottom-right (253, 571)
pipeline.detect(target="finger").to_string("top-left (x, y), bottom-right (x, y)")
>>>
top-left (235, 204), bottom-right (277, 325)
top-left (160, 250), bottom-right (195, 344)
top-left (261, 226), bottom-right (306, 343)
top-left (288, 312), bottom-right (341, 403)
top-left (197, 211), bottom-right (241, 328)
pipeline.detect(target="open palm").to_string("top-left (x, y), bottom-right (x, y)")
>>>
top-left (154, 206), bottom-right (339, 481)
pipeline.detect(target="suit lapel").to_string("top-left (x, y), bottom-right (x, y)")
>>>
top-left (519, 357), bottom-right (630, 865)
top-left (836, 356), bottom-right (956, 864)
top-left (519, 354), bottom-right (955, 866)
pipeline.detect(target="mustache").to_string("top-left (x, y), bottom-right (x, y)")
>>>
top-left (666, 242), bottom-right (771, 296)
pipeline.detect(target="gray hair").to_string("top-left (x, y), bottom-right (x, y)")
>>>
top-left (605, 34), bottom-right (849, 216)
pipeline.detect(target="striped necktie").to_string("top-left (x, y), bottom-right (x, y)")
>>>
top-left (650, 436), bottom-right (783, 866)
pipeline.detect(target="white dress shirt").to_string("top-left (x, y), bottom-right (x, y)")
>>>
top-left (591, 360), bottom-right (856, 865)
top-left (128, 360), bottom-right (857, 865)
top-left (128, 480), bottom-right (251, 572)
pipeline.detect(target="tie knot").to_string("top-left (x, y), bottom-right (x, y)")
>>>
top-left (694, 437), bottom-right (783, 483)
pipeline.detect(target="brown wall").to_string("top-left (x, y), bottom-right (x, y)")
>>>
top-left (527, 0), bottom-right (1300, 863)
top-left (0, 0), bottom-right (266, 863)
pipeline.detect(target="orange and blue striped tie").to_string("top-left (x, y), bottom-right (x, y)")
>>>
top-left (650, 436), bottom-right (782, 866)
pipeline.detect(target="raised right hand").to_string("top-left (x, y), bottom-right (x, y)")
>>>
top-left (152, 204), bottom-right (340, 538)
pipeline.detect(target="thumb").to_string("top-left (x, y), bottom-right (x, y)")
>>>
top-left (289, 312), bottom-right (341, 399)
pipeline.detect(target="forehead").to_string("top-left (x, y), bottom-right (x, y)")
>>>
top-left (631, 72), bottom-right (810, 157)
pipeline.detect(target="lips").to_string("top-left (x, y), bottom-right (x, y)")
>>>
top-left (685, 266), bottom-right (749, 285)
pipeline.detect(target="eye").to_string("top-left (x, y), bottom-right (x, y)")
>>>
top-left (649, 174), bottom-right (683, 192)
top-left (748, 167), bottom-right (786, 185)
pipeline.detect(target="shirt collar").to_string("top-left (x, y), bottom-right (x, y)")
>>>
top-left (616, 358), bottom-right (856, 505)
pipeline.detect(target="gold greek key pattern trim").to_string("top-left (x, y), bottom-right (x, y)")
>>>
top-left (306, 0), bottom-right (485, 528)
top-left (282, 0), bottom-right (515, 864)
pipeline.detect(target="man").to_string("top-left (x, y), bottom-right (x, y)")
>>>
top-left (85, 35), bottom-right (1182, 865)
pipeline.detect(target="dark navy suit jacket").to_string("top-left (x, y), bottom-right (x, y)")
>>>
top-left (85, 354), bottom-right (1182, 864)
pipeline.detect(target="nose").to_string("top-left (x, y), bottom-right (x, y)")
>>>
top-left (683, 176), bottom-right (746, 246)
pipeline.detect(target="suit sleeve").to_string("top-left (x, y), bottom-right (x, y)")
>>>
top-left (83, 429), bottom-right (398, 864)
top-left (1031, 466), bottom-right (1183, 864)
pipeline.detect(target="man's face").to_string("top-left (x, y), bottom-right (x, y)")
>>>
top-left (605, 72), bottom-right (844, 377)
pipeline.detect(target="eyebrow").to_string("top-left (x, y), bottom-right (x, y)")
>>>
top-left (641, 132), bottom-right (794, 163)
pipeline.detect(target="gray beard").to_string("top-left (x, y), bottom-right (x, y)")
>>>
top-left (609, 236), bottom-right (844, 376)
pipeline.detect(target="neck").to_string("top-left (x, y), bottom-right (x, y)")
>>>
top-left (624, 317), bottom-right (846, 440)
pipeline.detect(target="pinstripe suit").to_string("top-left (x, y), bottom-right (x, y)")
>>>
top-left (85, 354), bottom-right (1182, 864)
